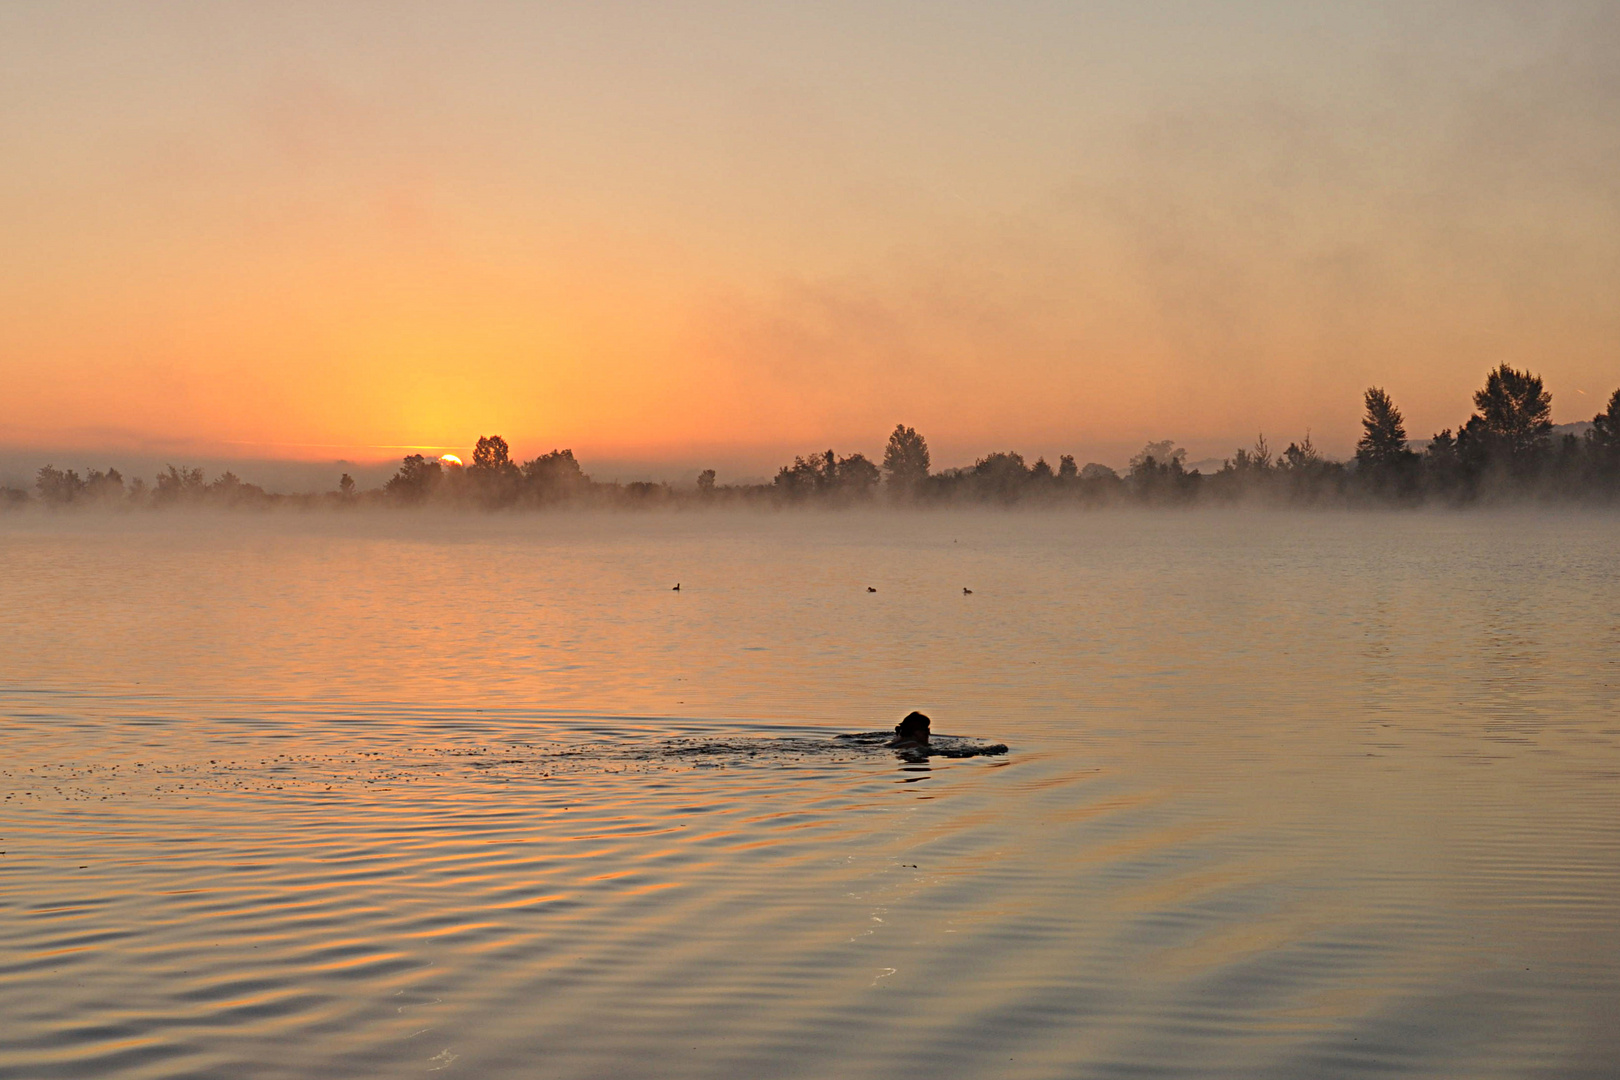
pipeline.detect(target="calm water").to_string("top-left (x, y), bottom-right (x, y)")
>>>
top-left (2, 509), bottom-right (1617, 1078)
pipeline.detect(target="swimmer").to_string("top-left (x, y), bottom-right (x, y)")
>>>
top-left (887, 710), bottom-right (931, 749)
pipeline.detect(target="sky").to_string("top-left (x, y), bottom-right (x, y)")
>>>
top-left (2, 1), bottom-right (1617, 481)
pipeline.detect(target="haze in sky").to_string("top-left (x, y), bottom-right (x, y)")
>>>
top-left (2, 1), bottom-right (1616, 473)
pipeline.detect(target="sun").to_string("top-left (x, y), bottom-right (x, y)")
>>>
top-left (439, 454), bottom-right (462, 466)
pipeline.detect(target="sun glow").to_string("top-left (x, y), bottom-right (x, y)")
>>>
top-left (2, 5), bottom-right (1616, 473)
top-left (439, 454), bottom-right (463, 466)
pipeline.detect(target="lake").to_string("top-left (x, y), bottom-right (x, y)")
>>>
top-left (2, 508), bottom-right (1617, 1078)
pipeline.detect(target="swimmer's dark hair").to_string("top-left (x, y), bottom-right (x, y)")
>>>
top-left (893, 711), bottom-right (931, 741)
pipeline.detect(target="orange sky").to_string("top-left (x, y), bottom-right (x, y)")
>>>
top-left (3, 3), bottom-right (1617, 474)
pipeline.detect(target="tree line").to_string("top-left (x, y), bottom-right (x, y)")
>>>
top-left (761, 366), bottom-right (1618, 507)
top-left (9, 365), bottom-right (1618, 510)
top-left (17, 464), bottom-right (289, 510)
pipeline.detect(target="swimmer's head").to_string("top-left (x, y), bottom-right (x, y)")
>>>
top-left (893, 711), bottom-right (931, 744)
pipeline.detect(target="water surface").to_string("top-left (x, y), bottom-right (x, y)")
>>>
top-left (2, 509), bottom-right (1617, 1077)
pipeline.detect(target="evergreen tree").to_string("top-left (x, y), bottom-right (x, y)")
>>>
top-left (1589, 387), bottom-right (1620, 484)
top-left (1589, 388), bottom-right (1620, 455)
top-left (1355, 387), bottom-right (1410, 468)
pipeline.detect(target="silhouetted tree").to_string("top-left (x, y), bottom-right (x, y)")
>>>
top-left (1354, 387), bottom-right (1418, 499)
top-left (773, 453), bottom-right (824, 498)
top-left (969, 451), bottom-right (1030, 502)
top-left (1470, 364), bottom-right (1553, 476)
top-left (385, 454), bottom-right (442, 503)
top-left (1590, 388), bottom-right (1620, 443)
top-left (471, 435), bottom-right (514, 473)
top-left (1131, 440), bottom-right (1186, 472)
top-left (1417, 428), bottom-right (1465, 502)
top-left (1456, 414), bottom-right (1490, 475)
top-left (882, 424), bottom-right (931, 497)
top-left (1356, 388), bottom-right (1411, 467)
top-left (521, 449), bottom-right (589, 503)
top-left (1129, 440), bottom-right (1196, 502)
top-left (1551, 432), bottom-right (1587, 498)
top-left (35, 465), bottom-right (85, 505)
top-left (833, 452), bottom-right (881, 497)
top-left (1276, 432), bottom-right (1345, 502)
top-left (774, 449), bottom-right (878, 501)
top-left (1220, 434), bottom-right (1273, 478)
top-left (1058, 455), bottom-right (1078, 480)
top-left (1250, 433), bottom-right (1272, 471)
top-left (153, 465), bottom-right (206, 505)
top-left (1589, 389), bottom-right (1620, 455)
top-left (1209, 434), bottom-right (1276, 502)
top-left (696, 469), bottom-right (716, 493)
top-left (1279, 433), bottom-right (1319, 471)
top-left (338, 473), bottom-right (356, 497)
top-left (1588, 387), bottom-right (1620, 489)
top-left (1074, 461), bottom-right (1124, 505)
top-left (467, 435), bottom-right (521, 506)
top-left (206, 471), bottom-right (270, 507)
top-left (83, 468), bottom-right (124, 503)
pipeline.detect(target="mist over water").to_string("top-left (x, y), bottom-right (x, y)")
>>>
top-left (3, 509), bottom-right (1618, 1077)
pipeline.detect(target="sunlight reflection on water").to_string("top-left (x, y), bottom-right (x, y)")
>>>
top-left (1, 509), bottom-right (1618, 1077)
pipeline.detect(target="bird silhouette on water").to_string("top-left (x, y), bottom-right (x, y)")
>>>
top-left (867, 586), bottom-right (877, 593)
top-left (672, 583), bottom-right (680, 591)
top-left (963, 588), bottom-right (973, 595)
